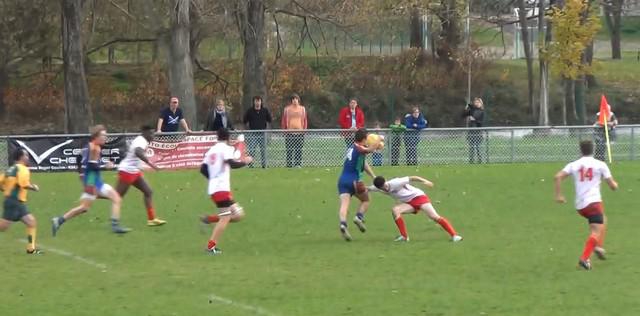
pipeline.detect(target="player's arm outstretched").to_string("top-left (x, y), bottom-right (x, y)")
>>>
top-left (554, 170), bottom-right (570, 203)
top-left (408, 176), bottom-right (434, 188)
top-left (134, 147), bottom-right (160, 171)
top-left (363, 161), bottom-right (375, 179)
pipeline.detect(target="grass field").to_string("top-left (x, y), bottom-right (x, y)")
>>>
top-left (2, 163), bottom-right (640, 315)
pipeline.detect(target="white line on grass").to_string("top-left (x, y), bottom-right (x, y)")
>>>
top-left (18, 240), bottom-right (108, 271)
top-left (208, 293), bottom-right (279, 316)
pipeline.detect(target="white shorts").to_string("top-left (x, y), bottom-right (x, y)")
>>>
top-left (80, 184), bottom-right (115, 201)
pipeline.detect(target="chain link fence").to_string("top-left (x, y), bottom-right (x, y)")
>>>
top-left (1, 126), bottom-right (638, 170)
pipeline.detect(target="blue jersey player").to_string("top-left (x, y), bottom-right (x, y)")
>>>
top-left (337, 128), bottom-right (377, 241)
top-left (52, 125), bottom-right (130, 236)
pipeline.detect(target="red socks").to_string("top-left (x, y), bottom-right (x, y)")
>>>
top-left (147, 207), bottom-right (156, 220)
top-left (207, 240), bottom-right (217, 250)
top-left (581, 234), bottom-right (599, 261)
top-left (394, 216), bottom-right (408, 238)
top-left (437, 217), bottom-right (457, 237)
top-left (207, 215), bottom-right (220, 223)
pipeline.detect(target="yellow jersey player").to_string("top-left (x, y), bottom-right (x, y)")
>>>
top-left (0, 149), bottom-right (42, 254)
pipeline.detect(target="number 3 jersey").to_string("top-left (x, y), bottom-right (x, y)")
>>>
top-left (562, 156), bottom-right (612, 210)
top-left (203, 142), bottom-right (240, 195)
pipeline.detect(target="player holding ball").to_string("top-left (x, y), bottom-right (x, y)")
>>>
top-left (336, 128), bottom-right (381, 241)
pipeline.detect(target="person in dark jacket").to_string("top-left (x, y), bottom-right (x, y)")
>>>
top-left (205, 99), bottom-right (234, 131)
top-left (243, 96), bottom-right (272, 168)
top-left (404, 106), bottom-right (428, 165)
top-left (463, 97), bottom-right (485, 164)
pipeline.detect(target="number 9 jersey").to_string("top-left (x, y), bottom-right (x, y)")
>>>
top-left (562, 156), bottom-right (612, 210)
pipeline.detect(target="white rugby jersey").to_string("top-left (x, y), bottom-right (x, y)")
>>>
top-left (371, 177), bottom-right (425, 202)
top-left (118, 136), bottom-right (149, 173)
top-left (562, 156), bottom-right (612, 210)
top-left (203, 142), bottom-right (240, 194)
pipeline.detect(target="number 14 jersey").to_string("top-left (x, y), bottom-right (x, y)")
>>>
top-left (562, 156), bottom-right (612, 210)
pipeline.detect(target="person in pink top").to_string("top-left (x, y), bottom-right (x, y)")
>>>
top-left (281, 94), bottom-right (308, 168)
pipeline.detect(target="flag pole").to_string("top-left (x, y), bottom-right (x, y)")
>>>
top-left (604, 115), bottom-right (613, 163)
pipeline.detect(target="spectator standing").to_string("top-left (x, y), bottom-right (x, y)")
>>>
top-left (338, 98), bottom-right (365, 145)
top-left (243, 96), bottom-right (272, 168)
top-left (389, 117), bottom-right (406, 166)
top-left (404, 106), bottom-right (427, 165)
top-left (594, 104), bottom-right (618, 161)
top-left (463, 97), bottom-right (485, 164)
top-left (281, 94), bottom-right (307, 168)
top-left (205, 99), bottom-right (234, 131)
top-left (157, 97), bottom-right (192, 133)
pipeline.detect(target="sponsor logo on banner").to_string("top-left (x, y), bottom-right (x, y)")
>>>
top-left (147, 135), bottom-right (218, 170)
top-left (8, 137), bottom-right (126, 172)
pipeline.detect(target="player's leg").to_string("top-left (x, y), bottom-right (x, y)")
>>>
top-left (101, 184), bottom-right (130, 233)
top-left (353, 189), bottom-right (369, 233)
top-left (594, 213), bottom-right (607, 260)
top-left (115, 178), bottom-right (131, 198)
top-left (420, 203), bottom-right (462, 241)
top-left (132, 177), bottom-right (166, 226)
top-left (0, 218), bottom-right (12, 232)
top-left (391, 203), bottom-right (415, 241)
top-left (338, 193), bottom-right (353, 241)
top-left (21, 213), bottom-right (41, 254)
top-left (207, 215), bottom-right (231, 254)
top-left (579, 222), bottom-right (603, 270)
top-left (52, 196), bottom-right (93, 237)
top-left (1, 200), bottom-right (16, 232)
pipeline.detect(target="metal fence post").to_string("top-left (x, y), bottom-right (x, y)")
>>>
top-left (631, 126), bottom-right (636, 161)
top-left (510, 129), bottom-right (515, 163)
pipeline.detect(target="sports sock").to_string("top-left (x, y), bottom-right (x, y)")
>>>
top-left (356, 212), bottom-right (365, 220)
top-left (581, 234), bottom-right (599, 261)
top-left (207, 239), bottom-right (217, 250)
top-left (340, 221), bottom-right (347, 228)
top-left (394, 216), bottom-right (408, 238)
top-left (26, 227), bottom-right (36, 252)
top-left (437, 217), bottom-right (457, 237)
top-left (111, 218), bottom-right (120, 227)
top-left (147, 207), bottom-right (156, 220)
top-left (206, 215), bottom-right (220, 223)
top-left (58, 217), bottom-right (66, 225)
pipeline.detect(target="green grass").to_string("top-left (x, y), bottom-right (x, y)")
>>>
top-left (2, 163), bottom-right (640, 315)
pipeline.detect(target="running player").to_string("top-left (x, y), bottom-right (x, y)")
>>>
top-left (116, 125), bottom-right (166, 226)
top-left (337, 128), bottom-right (377, 241)
top-left (555, 140), bottom-right (618, 270)
top-left (369, 175), bottom-right (462, 242)
top-left (199, 128), bottom-right (252, 255)
top-left (0, 149), bottom-right (42, 254)
top-left (52, 125), bottom-right (131, 235)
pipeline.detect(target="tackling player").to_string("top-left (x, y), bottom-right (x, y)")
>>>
top-left (369, 175), bottom-right (462, 242)
top-left (52, 125), bottom-right (131, 236)
top-left (337, 128), bottom-right (377, 241)
top-left (199, 128), bottom-right (253, 255)
top-left (555, 140), bottom-right (618, 270)
top-left (116, 125), bottom-right (166, 226)
top-left (0, 149), bottom-right (42, 254)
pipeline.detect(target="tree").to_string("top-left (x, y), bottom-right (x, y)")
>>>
top-left (61, 0), bottom-right (93, 133)
top-left (235, 0), bottom-right (267, 110)
top-left (410, 5), bottom-right (425, 49)
top-left (0, 0), bottom-right (57, 116)
top-left (517, 0), bottom-right (536, 123)
top-left (538, 0), bottom-right (553, 126)
top-left (166, 0), bottom-right (197, 127)
top-left (547, 0), bottom-right (600, 125)
top-left (603, 0), bottom-right (624, 59)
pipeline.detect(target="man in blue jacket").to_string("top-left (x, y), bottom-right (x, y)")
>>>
top-left (404, 107), bottom-right (427, 165)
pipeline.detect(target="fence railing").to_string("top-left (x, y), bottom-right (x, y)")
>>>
top-left (1, 125), bottom-right (637, 170)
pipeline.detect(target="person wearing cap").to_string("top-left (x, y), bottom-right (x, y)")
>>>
top-left (157, 97), bottom-right (192, 133)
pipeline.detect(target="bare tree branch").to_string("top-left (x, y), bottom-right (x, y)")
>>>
top-left (194, 57), bottom-right (229, 99)
top-left (86, 38), bottom-right (157, 55)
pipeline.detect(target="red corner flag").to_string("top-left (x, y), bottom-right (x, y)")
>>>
top-left (598, 94), bottom-right (610, 126)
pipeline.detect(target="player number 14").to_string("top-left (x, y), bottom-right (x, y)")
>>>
top-left (579, 167), bottom-right (593, 182)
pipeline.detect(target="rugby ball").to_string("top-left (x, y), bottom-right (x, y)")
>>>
top-left (366, 134), bottom-right (385, 151)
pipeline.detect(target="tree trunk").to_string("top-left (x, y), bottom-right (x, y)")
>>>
top-left (564, 78), bottom-right (577, 125)
top-left (574, 77), bottom-right (586, 124)
top-left (410, 7), bottom-right (424, 49)
top-left (604, 1), bottom-right (623, 59)
top-left (167, 0), bottom-right (197, 129)
top-left (0, 69), bottom-right (7, 117)
top-left (584, 42), bottom-right (597, 87)
top-left (517, 0), bottom-right (536, 123)
top-left (238, 0), bottom-right (267, 110)
top-left (538, 0), bottom-right (550, 126)
top-left (61, 0), bottom-right (93, 133)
